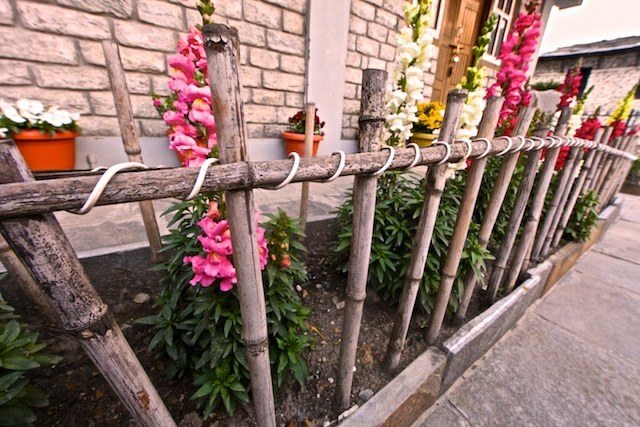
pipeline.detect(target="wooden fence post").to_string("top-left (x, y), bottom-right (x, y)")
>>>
top-left (501, 109), bottom-right (574, 291)
top-left (485, 126), bottom-right (548, 303)
top-left (583, 127), bottom-right (614, 191)
top-left (102, 41), bottom-right (164, 262)
top-left (0, 141), bottom-right (175, 426)
top-left (594, 135), bottom-right (625, 196)
top-left (334, 69), bottom-right (386, 410)
top-left (610, 135), bottom-right (639, 200)
top-left (424, 96), bottom-right (503, 346)
top-left (299, 102), bottom-right (316, 229)
top-left (550, 129), bottom-right (607, 249)
top-left (454, 106), bottom-right (536, 321)
top-left (203, 24), bottom-right (276, 426)
top-left (382, 89), bottom-right (467, 371)
top-left (0, 236), bottom-right (58, 322)
top-left (601, 135), bottom-right (635, 205)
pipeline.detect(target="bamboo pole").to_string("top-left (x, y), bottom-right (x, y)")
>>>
top-left (0, 137), bottom-right (631, 220)
top-left (550, 134), bottom-right (602, 249)
top-left (383, 89), bottom-right (468, 371)
top-left (0, 236), bottom-right (59, 323)
top-left (0, 141), bottom-right (175, 426)
top-left (485, 127), bottom-right (547, 303)
top-left (102, 41), bottom-right (164, 262)
top-left (538, 144), bottom-right (587, 258)
top-left (594, 136), bottom-right (625, 195)
top-left (589, 133), bottom-right (614, 192)
top-left (335, 69), bottom-right (386, 410)
top-left (501, 116), bottom-right (574, 294)
top-left (454, 106), bottom-right (536, 321)
top-left (610, 136), bottom-right (639, 200)
top-left (583, 127), bottom-right (614, 191)
top-left (299, 103), bottom-right (316, 229)
top-left (423, 97), bottom-right (503, 346)
top-left (203, 24), bottom-right (276, 425)
top-left (601, 135), bottom-right (635, 205)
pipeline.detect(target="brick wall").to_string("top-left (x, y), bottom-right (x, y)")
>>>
top-left (341, 0), bottom-right (439, 139)
top-left (0, 0), bottom-right (307, 138)
top-left (533, 51), bottom-right (640, 115)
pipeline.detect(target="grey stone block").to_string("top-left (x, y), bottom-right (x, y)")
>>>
top-left (342, 348), bottom-right (446, 427)
top-left (439, 262), bottom-right (551, 392)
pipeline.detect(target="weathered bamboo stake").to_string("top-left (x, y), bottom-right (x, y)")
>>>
top-left (0, 141), bottom-right (175, 426)
top-left (583, 127), bottom-right (614, 191)
top-left (454, 106), bottom-right (536, 321)
top-left (588, 134), bottom-right (614, 192)
top-left (610, 136), bottom-right (639, 199)
top-left (0, 137), bottom-right (632, 220)
top-left (501, 114), bottom-right (575, 294)
top-left (550, 133), bottom-right (604, 249)
top-left (602, 135), bottom-right (636, 205)
top-left (485, 127), bottom-right (547, 303)
top-left (102, 41), bottom-right (164, 262)
top-left (299, 103), bottom-right (316, 229)
top-left (530, 137), bottom-right (583, 262)
top-left (203, 24), bottom-right (276, 425)
top-left (594, 136), bottom-right (625, 195)
top-left (424, 97), bottom-right (503, 346)
top-left (539, 145), bottom-right (586, 258)
top-left (0, 236), bottom-right (59, 323)
top-left (335, 69), bottom-right (386, 410)
top-left (383, 89), bottom-right (468, 371)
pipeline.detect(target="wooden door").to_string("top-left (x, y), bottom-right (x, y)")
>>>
top-left (431, 0), bottom-right (486, 102)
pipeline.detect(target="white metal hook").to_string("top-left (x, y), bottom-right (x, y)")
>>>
top-left (548, 136), bottom-right (561, 148)
top-left (496, 136), bottom-right (513, 156)
top-left (71, 162), bottom-right (148, 214)
top-left (457, 139), bottom-right (473, 162)
top-left (316, 151), bottom-right (346, 182)
top-left (372, 146), bottom-right (395, 176)
top-left (405, 143), bottom-right (422, 169)
top-left (474, 138), bottom-right (493, 159)
top-left (529, 136), bottom-right (545, 150)
top-left (185, 157), bottom-right (220, 200)
top-left (513, 135), bottom-right (527, 152)
top-left (269, 152), bottom-right (300, 189)
top-left (524, 138), bottom-right (536, 151)
top-left (433, 140), bottom-right (452, 165)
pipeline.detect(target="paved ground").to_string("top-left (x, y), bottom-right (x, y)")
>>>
top-left (414, 194), bottom-right (640, 426)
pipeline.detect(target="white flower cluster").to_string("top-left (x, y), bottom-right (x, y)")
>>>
top-left (567, 113), bottom-right (583, 136)
top-left (0, 99), bottom-right (80, 129)
top-left (384, 1), bottom-right (433, 146)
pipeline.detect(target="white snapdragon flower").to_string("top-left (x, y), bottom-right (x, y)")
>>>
top-left (0, 127), bottom-right (7, 138)
top-left (568, 114), bottom-right (583, 136)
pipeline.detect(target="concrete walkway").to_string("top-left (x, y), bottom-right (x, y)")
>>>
top-left (415, 194), bottom-right (640, 426)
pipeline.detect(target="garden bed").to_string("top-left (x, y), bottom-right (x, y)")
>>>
top-left (0, 218), bottom-right (473, 426)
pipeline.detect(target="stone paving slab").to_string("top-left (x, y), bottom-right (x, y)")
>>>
top-left (415, 194), bottom-right (640, 427)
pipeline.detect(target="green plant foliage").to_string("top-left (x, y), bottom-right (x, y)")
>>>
top-left (0, 298), bottom-right (61, 426)
top-left (335, 170), bottom-right (492, 316)
top-left (531, 80), bottom-right (561, 91)
top-left (564, 189), bottom-right (599, 242)
top-left (137, 201), bottom-right (312, 418)
top-left (627, 158), bottom-right (640, 184)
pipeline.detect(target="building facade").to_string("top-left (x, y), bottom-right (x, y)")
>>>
top-left (533, 36), bottom-right (640, 116)
top-left (0, 0), bottom-right (575, 166)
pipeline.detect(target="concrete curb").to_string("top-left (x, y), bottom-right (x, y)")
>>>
top-left (340, 198), bottom-right (625, 426)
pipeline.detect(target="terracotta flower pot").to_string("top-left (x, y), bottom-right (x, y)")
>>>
top-left (282, 131), bottom-right (323, 157)
top-left (12, 129), bottom-right (77, 171)
top-left (410, 132), bottom-right (438, 148)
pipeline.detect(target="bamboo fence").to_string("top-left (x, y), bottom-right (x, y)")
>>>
top-left (0, 23), bottom-right (637, 426)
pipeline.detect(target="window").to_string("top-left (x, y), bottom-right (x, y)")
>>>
top-left (635, 82), bottom-right (640, 100)
top-left (487, 0), bottom-right (516, 58)
top-left (430, 0), bottom-right (446, 36)
top-left (579, 67), bottom-right (592, 96)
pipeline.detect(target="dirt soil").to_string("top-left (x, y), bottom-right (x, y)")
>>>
top-left (0, 219), bottom-right (475, 426)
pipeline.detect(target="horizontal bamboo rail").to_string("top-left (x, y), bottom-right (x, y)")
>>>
top-left (0, 137), bottom-right (633, 220)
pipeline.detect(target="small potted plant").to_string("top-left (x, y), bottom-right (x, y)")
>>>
top-left (282, 110), bottom-right (325, 156)
top-left (411, 101), bottom-right (444, 147)
top-left (0, 99), bottom-right (80, 171)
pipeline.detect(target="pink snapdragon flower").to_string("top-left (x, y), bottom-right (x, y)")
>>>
top-left (185, 210), bottom-right (270, 291)
top-left (487, 1), bottom-right (542, 136)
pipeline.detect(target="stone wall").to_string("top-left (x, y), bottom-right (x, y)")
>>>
top-left (341, 0), bottom-right (439, 139)
top-left (532, 50), bottom-right (640, 115)
top-left (0, 0), bottom-right (307, 138)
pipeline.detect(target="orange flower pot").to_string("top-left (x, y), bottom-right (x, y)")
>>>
top-left (12, 129), bottom-right (77, 171)
top-left (282, 131), bottom-right (323, 157)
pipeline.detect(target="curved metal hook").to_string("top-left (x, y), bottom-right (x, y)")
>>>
top-left (185, 157), bottom-right (220, 200)
top-left (513, 135), bottom-right (527, 153)
top-left (316, 151), bottom-right (346, 182)
top-left (372, 146), bottom-right (395, 176)
top-left (458, 139), bottom-right (473, 162)
top-left (474, 137), bottom-right (493, 159)
top-left (405, 143), bottom-right (422, 169)
top-left (433, 140), bottom-right (452, 165)
top-left (269, 152), bottom-right (301, 189)
top-left (72, 162), bottom-right (148, 214)
top-left (496, 136), bottom-right (514, 156)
